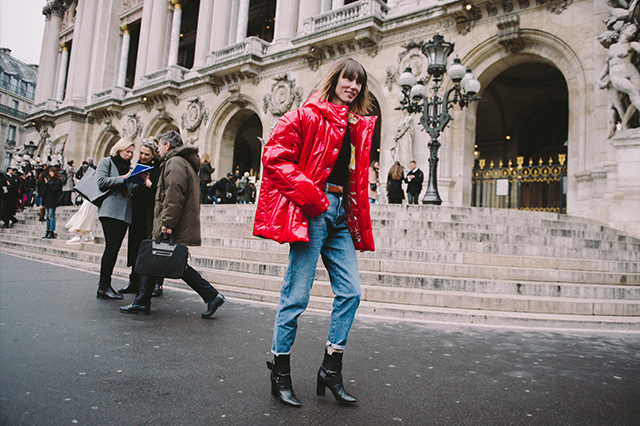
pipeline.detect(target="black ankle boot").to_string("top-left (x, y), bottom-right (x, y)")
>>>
top-left (316, 350), bottom-right (357, 404)
top-left (267, 355), bottom-right (301, 407)
top-left (118, 273), bottom-right (140, 294)
top-left (152, 278), bottom-right (163, 297)
top-left (97, 286), bottom-right (123, 300)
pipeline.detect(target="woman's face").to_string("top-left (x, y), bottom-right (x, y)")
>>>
top-left (330, 70), bottom-right (362, 106)
top-left (139, 146), bottom-right (154, 164)
top-left (119, 145), bottom-right (135, 161)
top-left (48, 170), bottom-right (54, 177)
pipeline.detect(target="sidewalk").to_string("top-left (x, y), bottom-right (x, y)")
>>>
top-left (1, 251), bottom-right (639, 426)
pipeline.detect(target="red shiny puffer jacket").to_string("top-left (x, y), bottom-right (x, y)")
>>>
top-left (253, 92), bottom-right (377, 251)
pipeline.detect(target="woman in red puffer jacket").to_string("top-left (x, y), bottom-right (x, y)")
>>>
top-left (254, 57), bottom-right (377, 408)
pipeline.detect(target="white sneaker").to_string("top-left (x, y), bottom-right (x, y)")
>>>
top-left (81, 233), bottom-right (95, 244)
top-left (66, 235), bottom-right (82, 245)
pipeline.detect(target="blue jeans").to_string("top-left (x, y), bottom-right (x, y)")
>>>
top-left (45, 207), bottom-right (56, 231)
top-left (272, 192), bottom-right (361, 355)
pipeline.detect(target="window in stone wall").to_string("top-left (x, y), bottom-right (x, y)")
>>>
top-left (177, 0), bottom-right (200, 69)
top-left (125, 21), bottom-right (141, 88)
top-left (248, 0), bottom-right (276, 43)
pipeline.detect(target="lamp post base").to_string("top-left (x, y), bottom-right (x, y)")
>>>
top-left (422, 192), bottom-right (442, 205)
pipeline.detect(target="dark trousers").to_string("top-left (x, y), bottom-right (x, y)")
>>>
top-left (133, 264), bottom-right (218, 306)
top-left (99, 217), bottom-right (129, 288)
top-left (60, 191), bottom-right (73, 206)
top-left (407, 192), bottom-right (420, 204)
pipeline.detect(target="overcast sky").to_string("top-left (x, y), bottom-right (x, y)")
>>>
top-left (0, 0), bottom-right (46, 65)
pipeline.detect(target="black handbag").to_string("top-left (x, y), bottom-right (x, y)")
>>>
top-left (135, 233), bottom-right (189, 279)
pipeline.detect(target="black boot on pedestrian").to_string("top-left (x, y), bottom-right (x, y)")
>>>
top-left (202, 293), bottom-right (226, 318)
top-left (119, 303), bottom-right (150, 314)
top-left (152, 278), bottom-right (164, 297)
top-left (267, 355), bottom-right (301, 407)
top-left (316, 349), bottom-right (357, 404)
top-left (96, 286), bottom-right (123, 300)
top-left (42, 230), bottom-right (52, 239)
top-left (118, 274), bottom-right (140, 294)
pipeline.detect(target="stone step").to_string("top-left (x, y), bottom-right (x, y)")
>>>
top-left (3, 232), bottom-right (639, 302)
top-left (7, 203), bottom-right (639, 330)
top-left (4, 244), bottom-right (638, 330)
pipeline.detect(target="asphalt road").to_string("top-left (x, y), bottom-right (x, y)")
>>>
top-left (1, 252), bottom-right (639, 426)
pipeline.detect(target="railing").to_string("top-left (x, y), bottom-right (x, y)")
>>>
top-left (140, 65), bottom-right (188, 87)
top-left (206, 37), bottom-right (271, 67)
top-left (300, 0), bottom-right (389, 35)
top-left (0, 80), bottom-right (35, 100)
top-left (0, 104), bottom-right (28, 120)
top-left (471, 154), bottom-right (568, 213)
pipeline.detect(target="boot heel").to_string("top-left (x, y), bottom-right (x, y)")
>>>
top-left (316, 378), bottom-right (326, 397)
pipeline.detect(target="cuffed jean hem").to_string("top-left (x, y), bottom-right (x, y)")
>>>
top-left (326, 341), bottom-right (346, 351)
top-left (271, 349), bottom-right (292, 356)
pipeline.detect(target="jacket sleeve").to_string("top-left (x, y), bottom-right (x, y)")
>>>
top-left (97, 158), bottom-right (126, 192)
top-left (262, 110), bottom-right (328, 217)
top-left (158, 158), bottom-right (188, 230)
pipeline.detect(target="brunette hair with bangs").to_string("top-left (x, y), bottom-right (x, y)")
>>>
top-left (316, 57), bottom-right (373, 115)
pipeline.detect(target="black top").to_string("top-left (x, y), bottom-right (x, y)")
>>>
top-left (326, 127), bottom-right (351, 187)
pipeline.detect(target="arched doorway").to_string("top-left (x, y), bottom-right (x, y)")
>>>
top-left (232, 113), bottom-right (262, 177)
top-left (472, 62), bottom-right (569, 212)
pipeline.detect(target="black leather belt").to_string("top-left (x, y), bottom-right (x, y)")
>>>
top-left (324, 183), bottom-right (343, 194)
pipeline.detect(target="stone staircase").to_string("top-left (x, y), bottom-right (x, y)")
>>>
top-left (1, 204), bottom-right (639, 331)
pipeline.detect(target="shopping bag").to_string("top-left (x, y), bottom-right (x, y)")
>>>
top-left (135, 233), bottom-right (189, 279)
top-left (73, 167), bottom-right (110, 207)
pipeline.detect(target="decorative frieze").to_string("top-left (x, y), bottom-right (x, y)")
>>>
top-left (263, 74), bottom-right (304, 117)
top-left (497, 14), bottom-right (524, 53)
top-left (181, 96), bottom-right (209, 132)
top-left (122, 112), bottom-right (143, 139)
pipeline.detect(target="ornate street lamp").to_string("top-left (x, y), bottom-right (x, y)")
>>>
top-left (23, 141), bottom-right (38, 158)
top-left (396, 34), bottom-right (481, 205)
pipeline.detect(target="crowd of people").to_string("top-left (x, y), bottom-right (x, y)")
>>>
top-left (197, 159), bottom-right (257, 205)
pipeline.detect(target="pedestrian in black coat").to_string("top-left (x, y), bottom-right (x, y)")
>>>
top-left (40, 167), bottom-right (63, 238)
top-left (405, 161), bottom-right (424, 205)
top-left (120, 141), bottom-right (161, 296)
top-left (386, 161), bottom-right (405, 204)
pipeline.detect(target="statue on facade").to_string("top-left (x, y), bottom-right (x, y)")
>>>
top-left (391, 115), bottom-right (414, 170)
top-left (599, 23), bottom-right (640, 137)
top-left (599, 0), bottom-right (640, 137)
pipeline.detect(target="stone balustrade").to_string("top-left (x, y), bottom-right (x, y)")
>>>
top-left (301, 0), bottom-right (389, 35)
top-left (206, 36), bottom-right (271, 67)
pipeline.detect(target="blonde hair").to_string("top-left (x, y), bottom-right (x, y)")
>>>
top-left (315, 57), bottom-right (372, 115)
top-left (110, 138), bottom-right (135, 157)
top-left (201, 153), bottom-right (210, 164)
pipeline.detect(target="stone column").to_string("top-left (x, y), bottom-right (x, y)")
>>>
top-left (210, 0), bottom-right (233, 50)
top-left (321, 0), bottom-right (332, 13)
top-left (65, 0), bottom-right (98, 105)
top-left (273, 0), bottom-right (300, 45)
top-left (297, 1), bottom-right (321, 36)
top-left (35, 7), bottom-right (64, 103)
top-left (134, 0), bottom-right (155, 86)
top-left (193, 0), bottom-right (214, 68)
top-left (117, 25), bottom-right (130, 87)
top-left (236, 0), bottom-right (250, 44)
top-left (228, 0), bottom-right (239, 45)
top-left (146, 0), bottom-right (170, 73)
top-left (55, 43), bottom-right (69, 100)
top-left (167, 0), bottom-right (183, 67)
top-left (332, 0), bottom-right (345, 9)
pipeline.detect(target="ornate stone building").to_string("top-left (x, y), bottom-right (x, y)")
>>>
top-left (23, 0), bottom-right (640, 236)
top-left (1, 48), bottom-right (37, 170)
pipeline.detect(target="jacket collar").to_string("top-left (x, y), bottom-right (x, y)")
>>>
top-left (303, 92), bottom-right (360, 125)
